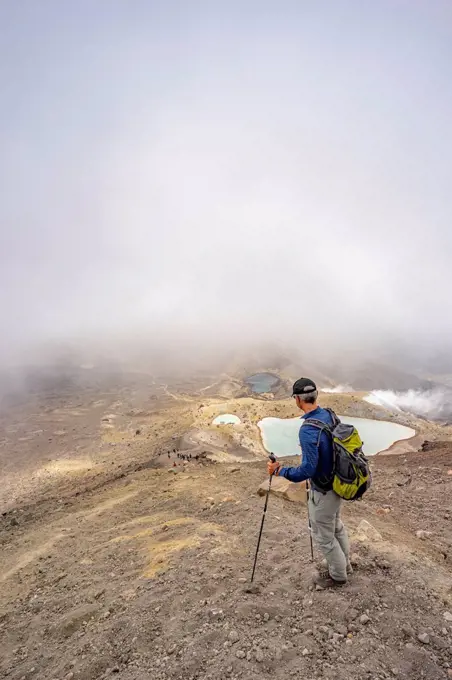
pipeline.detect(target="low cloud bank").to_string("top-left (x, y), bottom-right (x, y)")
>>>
top-left (364, 389), bottom-right (452, 422)
top-left (321, 384), bottom-right (354, 394)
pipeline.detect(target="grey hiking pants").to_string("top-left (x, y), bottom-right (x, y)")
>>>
top-left (308, 488), bottom-right (350, 581)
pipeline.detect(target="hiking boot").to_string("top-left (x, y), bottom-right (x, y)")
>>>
top-left (319, 558), bottom-right (353, 576)
top-left (313, 570), bottom-right (347, 589)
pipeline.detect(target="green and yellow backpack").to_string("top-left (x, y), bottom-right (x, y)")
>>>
top-left (307, 408), bottom-right (372, 501)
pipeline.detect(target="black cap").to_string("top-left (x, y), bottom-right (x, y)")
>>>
top-left (292, 377), bottom-right (317, 396)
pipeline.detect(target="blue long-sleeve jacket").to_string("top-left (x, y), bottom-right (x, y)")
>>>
top-left (278, 406), bottom-right (334, 491)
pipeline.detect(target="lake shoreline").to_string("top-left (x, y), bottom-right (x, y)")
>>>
top-left (258, 413), bottom-right (417, 458)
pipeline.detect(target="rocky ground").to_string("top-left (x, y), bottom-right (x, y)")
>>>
top-left (1, 375), bottom-right (452, 680)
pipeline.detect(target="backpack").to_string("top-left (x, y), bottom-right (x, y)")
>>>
top-left (306, 408), bottom-right (372, 501)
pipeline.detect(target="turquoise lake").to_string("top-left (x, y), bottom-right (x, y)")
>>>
top-left (258, 415), bottom-right (415, 458)
top-left (245, 373), bottom-right (280, 394)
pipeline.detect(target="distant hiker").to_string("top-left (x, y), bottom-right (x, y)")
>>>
top-left (173, 461), bottom-right (177, 467)
top-left (189, 454), bottom-right (192, 460)
top-left (267, 378), bottom-right (352, 588)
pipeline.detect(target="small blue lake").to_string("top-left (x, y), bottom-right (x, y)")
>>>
top-left (258, 415), bottom-right (415, 458)
top-left (245, 373), bottom-right (280, 394)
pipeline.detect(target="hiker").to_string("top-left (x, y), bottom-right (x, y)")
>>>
top-left (267, 378), bottom-right (352, 587)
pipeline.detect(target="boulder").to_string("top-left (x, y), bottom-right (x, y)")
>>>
top-left (257, 476), bottom-right (307, 503)
top-left (56, 604), bottom-right (99, 638)
top-left (354, 519), bottom-right (382, 542)
top-left (415, 530), bottom-right (432, 540)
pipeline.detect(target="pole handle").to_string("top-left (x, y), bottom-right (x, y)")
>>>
top-left (268, 453), bottom-right (277, 477)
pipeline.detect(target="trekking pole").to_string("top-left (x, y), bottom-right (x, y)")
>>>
top-left (306, 480), bottom-right (314, 561)
top-left (250, 453), bottom-right (276, 583)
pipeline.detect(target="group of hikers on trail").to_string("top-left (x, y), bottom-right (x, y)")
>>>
top-left (166, 450), bottom-right (200, 466)
top-left (266, 377), bottom-right (370, 589)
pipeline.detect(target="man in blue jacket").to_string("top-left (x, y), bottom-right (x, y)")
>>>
top-left (267, 377), bottom-right (351, 587)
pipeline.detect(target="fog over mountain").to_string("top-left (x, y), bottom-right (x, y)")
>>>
top-left (1, 1), bottom-right (452, 376)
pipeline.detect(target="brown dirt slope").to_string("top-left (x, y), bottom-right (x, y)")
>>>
top-left (1, 438), bottom-right (452, 680)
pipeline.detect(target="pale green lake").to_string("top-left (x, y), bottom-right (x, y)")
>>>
top-left (258, 415), bottom-right (415, 458)
top-left (212, 414), bottom-right (241, 425)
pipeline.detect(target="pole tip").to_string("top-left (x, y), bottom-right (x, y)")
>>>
top-left (244, 584), bottom-right (261, 594)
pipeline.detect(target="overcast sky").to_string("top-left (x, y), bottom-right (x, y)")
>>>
top-left (1, 1), bottom-right (451, 368)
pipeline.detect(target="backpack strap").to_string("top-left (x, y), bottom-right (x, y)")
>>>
top-left (324, 408), bottom-right (341, 428)
top-left (302, 418), bottom-right (333, 447)
top-left (305, 418), bottom-right (332, 432)
top-left (303, 408), bottom-right (340, 448)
